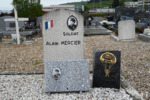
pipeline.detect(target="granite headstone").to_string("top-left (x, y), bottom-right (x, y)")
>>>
top-left (42, 9), bottom-right (90, 93)
top-left (45, 60), bottom-right (90, 92)
top-left (93, 50), bottom-right (121, 89)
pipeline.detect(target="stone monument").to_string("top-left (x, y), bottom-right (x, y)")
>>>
top-left (93, 50), bottom-right (121, 89)
top-left (43, 9), bottom-right (83, 60)
top-left (118, 20), bottom-right (136, 41)
top-left (138, 28), bottom-right (150, 42)
top-left (42, 9), bottom-right (90, 93)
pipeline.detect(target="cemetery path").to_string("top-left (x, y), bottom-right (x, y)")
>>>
top-left (0, 35), bottom-right (150, 99)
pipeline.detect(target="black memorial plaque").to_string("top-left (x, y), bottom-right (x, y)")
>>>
top-left (93, 50), bottom-right (121, 89)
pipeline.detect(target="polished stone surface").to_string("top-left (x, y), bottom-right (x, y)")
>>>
top-left (93, 50), bottom-right (121, 89)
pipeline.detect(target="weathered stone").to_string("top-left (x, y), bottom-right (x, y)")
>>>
top-left (118, 20), bottom-right (136, 41)
top-left (138, 34), bottom-right (150, 42)
top-left (121, 76), bottom-right (144, 100)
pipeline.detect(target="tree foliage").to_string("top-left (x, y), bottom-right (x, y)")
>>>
top-left (112, 0), bottom-right (119, 8)
top-left (12, 0), bottom-right (43, 20)
top-left (88, 0), bottom-right (108, 3)
top-left (119, 0), bottom-right (126, 6)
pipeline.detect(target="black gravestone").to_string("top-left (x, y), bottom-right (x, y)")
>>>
top-left (93, 50), bottom-right (121, 89)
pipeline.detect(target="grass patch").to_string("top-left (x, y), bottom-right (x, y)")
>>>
top-left (32, 60), bottom-right (42, 66)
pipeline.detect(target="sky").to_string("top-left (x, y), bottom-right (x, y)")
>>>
top-left (0, 0), bottom-right (87, 11)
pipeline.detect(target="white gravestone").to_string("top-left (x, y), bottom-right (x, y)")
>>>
top-left (118, 20), bottom-right (136, 41)
top-left (138, 28), bottom-right (150, 42)
top-left (143, 28), bottom-right (150, 36)
top-left (42, 9), bottom-right (90, 93)
top-left (42, 9), bottom-right (84, 61)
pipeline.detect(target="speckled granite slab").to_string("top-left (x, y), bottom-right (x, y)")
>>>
top-left (44, 60), bottom-right (90, 93)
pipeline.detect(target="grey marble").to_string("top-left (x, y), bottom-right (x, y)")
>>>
top-left (44, 60), bottom-right (90, 93)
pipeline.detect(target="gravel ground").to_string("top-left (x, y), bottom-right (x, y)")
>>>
top-left (0, 37), bottom-right (43, 72)
top-left (84, 35), bottom-right (150, 99)
top-left (0, 35), bottom-right (150, 99)
top-left (0, 74), bottom-right (133, 100)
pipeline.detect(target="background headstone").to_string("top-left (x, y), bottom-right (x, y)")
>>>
top-left (93, 50), bottom-right (121, 89)
top-left (138, 28), bottom-right (150, 42)
top-left (138, 34), bottom-right (150, 42)
top-left (115, 7), bottom-right (135, 24)
top-left (118, 20), bottom-right (136, 41)
top-left (143, 28), bottom-right (150, 35)
top-left (134, 11), bottom-right (150, 24)
top-left (42, 9), bottom-right (84, 61)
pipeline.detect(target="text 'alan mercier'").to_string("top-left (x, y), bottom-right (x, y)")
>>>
top-left (46, 40), bottom-right (81, 46)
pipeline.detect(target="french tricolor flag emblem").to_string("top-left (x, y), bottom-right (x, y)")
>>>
top-left (45, 20), bottom-right (53, 30)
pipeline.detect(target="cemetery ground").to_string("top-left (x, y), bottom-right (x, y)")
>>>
top-left (0, 35), bottom-right (150, 99)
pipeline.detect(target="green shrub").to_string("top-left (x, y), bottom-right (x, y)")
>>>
top-left (89, 13), bottom-right (105, 17)
top-left (136, 27), bottom-right (142, 33)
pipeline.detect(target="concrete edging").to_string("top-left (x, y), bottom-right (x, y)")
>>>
top-left (111, 35), bottom-right (136, 42)
top-left (0, 71), bottom-right (44, 75)
top-left (121, 76), bottom-right (145, 100)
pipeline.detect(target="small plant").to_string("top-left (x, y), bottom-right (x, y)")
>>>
top-left (20, 38), bottom-right (24, 43)
top-left (103, 17), bottom-right (107, 20)
top-left (32, 60), bottom-right (41, 66)
top-left (102, 22), bottom-right (109, 28)
top-left (124, 75), bottom-right (129, 79)
top-left (135, 26), bottom-right (142, 33)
